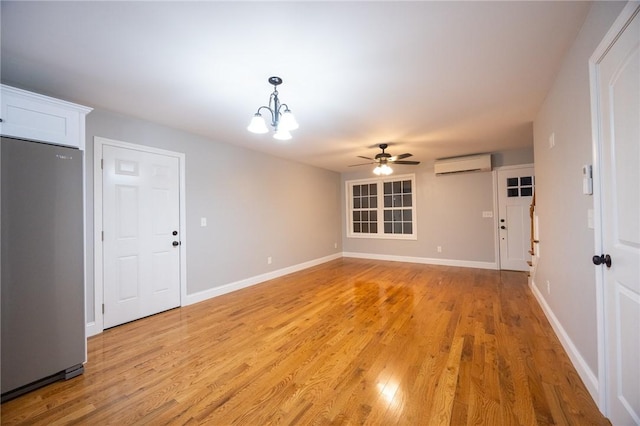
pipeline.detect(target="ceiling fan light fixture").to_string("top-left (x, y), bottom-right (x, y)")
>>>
top-left (247, 113), bottom-right (269, 134)
top-left (249, 76), bottom-right (298, 139)
top-left (374, 164), bottom-right (393, 176)
top-left (348, 144), bottom-right (418, 175)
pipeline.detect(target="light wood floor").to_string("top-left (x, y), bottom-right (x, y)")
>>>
top-left (2, 258), bottom-right (609, 425)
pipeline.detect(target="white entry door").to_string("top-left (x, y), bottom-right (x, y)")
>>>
top-left (102, 144), bottom-right (182, 328)
top-left (592, 4), bottom-right (640, 424)
top-left (497, 166), bottom-right (535, 271)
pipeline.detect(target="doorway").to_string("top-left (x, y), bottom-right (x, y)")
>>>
top-left (93, 137), bottom-right (186, 332)
top-left (496, 165), bottom-right (535, 271)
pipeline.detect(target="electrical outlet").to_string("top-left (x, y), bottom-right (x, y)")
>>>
top-left (334, 242), bottom-right (338, 249)
top-left (437, 246), bottom-right (442, 253)
top-left (267, 256), bottom-right (272, 265)
top-left (482, 211), bottom-right (493, 218)
top-left (200, 217), bottom-right (207, 227)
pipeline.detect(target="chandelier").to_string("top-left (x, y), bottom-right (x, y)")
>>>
top-left (247, 76), bottom-right (298, 140)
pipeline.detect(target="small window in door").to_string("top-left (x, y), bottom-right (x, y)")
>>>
top-left (507, 176), bottom-right (534, 197)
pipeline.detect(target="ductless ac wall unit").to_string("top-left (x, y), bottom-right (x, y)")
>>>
top-left (434, 154), bottom-right (492, 175)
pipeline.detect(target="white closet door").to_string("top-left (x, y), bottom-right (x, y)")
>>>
top-left (102, 144), bottom-right (181, 328)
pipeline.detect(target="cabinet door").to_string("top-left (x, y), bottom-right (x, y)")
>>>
top-left (0, 85), bottom-right (91, 150)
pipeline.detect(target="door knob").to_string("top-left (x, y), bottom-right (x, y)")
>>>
top-left (592, 254), bottom-right (612, 267)
top-left (500, 226), bottom-right (506, 230)
top-left (172, 230), bottom-right (178, 236)
top-left (172, 241), bottom-right (180, 247)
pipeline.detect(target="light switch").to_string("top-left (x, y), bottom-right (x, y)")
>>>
top-left (583, 164), bottom-right (593, 195)
top-left (200, 217), bottom-right (207, 227)
top-left (482, 211), bottom-right (493, 218)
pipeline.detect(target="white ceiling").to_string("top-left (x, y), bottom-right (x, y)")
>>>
top-left (1, 1), bottom-right (592, 172)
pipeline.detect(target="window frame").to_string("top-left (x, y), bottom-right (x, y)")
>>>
top-left (345, 174), bottom-right (417, 240)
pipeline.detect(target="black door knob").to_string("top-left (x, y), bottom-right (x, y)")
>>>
top-left (592, 254), bottom-right (612, 267)
top-left (172, 241), bottom-right (180, 247)
top-left (172, 230), bottom-right (178, 236)
top-left (500, 226), bottom-right (506, 230)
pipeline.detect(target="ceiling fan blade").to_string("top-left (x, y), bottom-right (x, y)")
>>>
top-left (348, 162), bottom-right (375, 167)
top-left (357, 155), bottom-right (374, 161)
top-left (389, 153), bottom-right (412, 161)
top-left (392, 160), bottom-right (421, 165)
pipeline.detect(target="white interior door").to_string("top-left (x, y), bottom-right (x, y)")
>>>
top-left (102, 144), bottom-right (181, 328)
top-left (593, 5), bottom-right (640, 424)
top-left (497, 167), bottom-right (535, 271)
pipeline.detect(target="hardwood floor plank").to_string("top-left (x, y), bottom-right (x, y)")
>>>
top-left (1, 259), bottom-right (610, 425)
top-left (427, 336), bottom-right (464, 425)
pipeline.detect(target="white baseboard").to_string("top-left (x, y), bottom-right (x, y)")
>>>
top-left (85, 321), bottom-right (100, 338)
top-left (530, 279), bottom-right (600, 403)
top-left (342, 251), bottom-right (498, 270)
top-left (184, 253), bottom-right (342, 306)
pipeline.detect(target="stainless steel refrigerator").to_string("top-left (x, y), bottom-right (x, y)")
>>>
top-left (1, 137), bottom-right (85, 402)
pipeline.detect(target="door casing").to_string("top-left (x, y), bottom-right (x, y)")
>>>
top-left (89, 136), bottom-right (187, 336)
top-left (589, 1), bottom-right (640, 418)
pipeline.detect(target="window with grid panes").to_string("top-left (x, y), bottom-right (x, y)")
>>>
top-left (346, 175), bottom-right (416, 239)
top-left (383, 179), bottom-right (413, 234)
top-left (352, 182), bottom-right (378, 234)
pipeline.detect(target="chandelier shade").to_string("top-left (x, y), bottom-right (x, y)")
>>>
top-left (247, 113), bottom-right (269, 134)
top-left (279, 109), bottom-right (299, 131)
top-left (273, 128), bottom-right (292, 141)
top-left (248, 76), bottom-right (298, 139)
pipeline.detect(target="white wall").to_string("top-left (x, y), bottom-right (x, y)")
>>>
top-left (532, 0), bottom-right (625, 398)
top-left (85, 108), bottom-right (342, 323)
top-left (342, 147), bottom-right (533, 267)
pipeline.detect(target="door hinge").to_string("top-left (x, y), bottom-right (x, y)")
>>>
top-left (102, 303), bottom-right (105, 314)
top-left (101, 231), bottom-right (104, 241)
top-left (101, 159), bottom-right (104, 169)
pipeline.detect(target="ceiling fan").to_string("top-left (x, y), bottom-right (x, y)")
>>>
top-left (349, 143), bottom-right (420, 175)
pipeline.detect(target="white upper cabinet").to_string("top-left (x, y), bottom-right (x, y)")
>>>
top-left (1, 84), bottom-right (92, 150)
